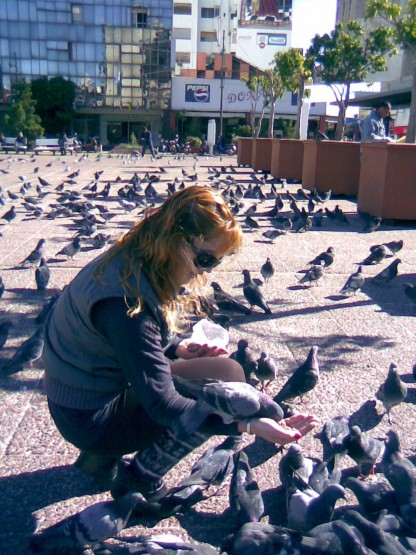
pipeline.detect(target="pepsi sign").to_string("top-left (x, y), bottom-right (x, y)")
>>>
top-left (185, 84), bottom-right (210, 103)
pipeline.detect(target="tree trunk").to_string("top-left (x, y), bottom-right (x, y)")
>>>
top-left (334, 102), bottom-right (346, 141)
top-left (405, 53), bottom-right (416, 143)
top-left (256, 105), bottom-right (266, 137)
top-left (268, 100), bottom-right (276, 138)
top-left (295, 80), bottom-right (305, 140)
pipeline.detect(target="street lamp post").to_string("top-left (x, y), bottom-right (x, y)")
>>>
top-left (219, 30), bottom-right (225, 142)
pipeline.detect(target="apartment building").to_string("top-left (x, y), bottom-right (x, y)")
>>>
top-left (0, 0), bottom-right (172, 145)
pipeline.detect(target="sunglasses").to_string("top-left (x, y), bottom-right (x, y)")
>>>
top-left (193, 250), bottom-right (223, 270)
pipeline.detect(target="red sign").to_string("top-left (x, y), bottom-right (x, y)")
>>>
top-left (259, 42), bottom-right (265, 48)
top-left (392, 125), bottom-right (407, 135)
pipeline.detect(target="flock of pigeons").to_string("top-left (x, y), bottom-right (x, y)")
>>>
top-left (0, 151), bottom-right (414, 554)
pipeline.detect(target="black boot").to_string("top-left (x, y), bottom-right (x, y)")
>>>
top-left (111, 428), bottom-right (209, 501)
top-left (74, 451), bottom-right (119, 489)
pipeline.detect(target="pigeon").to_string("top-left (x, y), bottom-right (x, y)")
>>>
top-left (371, 259), bottom-right (401, 285)
top-left (1, 205), bottom-right (17, 223)
top-left (245, 215), bottom-right (260, 230)
top-left (35, 257), bottom-right (51, 290)
top-left (274, 346), bottom-right (320, 404)
top-left (142, 534), bottom-right (219, 555)
top-left (362, 216), bottom-right (382, 233)
top-left (380, 429), bottom-right (415, 474)
top-left (254, 351), bottom-right (278, 391)
top-left (57, 236), bottom-right (81, 258)
top-left (173, 376), bottom-right (284, 426)
top-left (286, 483), bottom-right (345, 532)
top-left (375, 363), bottom-right (407, 424)
top-left (383, 240), bottom-right (403, 255)
top-left (345, 476), bottom-right (397, 517)
top-left (383, 461), bottom-right (416, 532)
top-left (260, 257), bottom-right (274, 282)
top-left (0, 320), bottom-right (12, 350)
top-left (339, 266), bottom-right (365, 296)
top-left (2, 327), bottom-right (44, 375)
top-left (343, 510), bottom-right (410, 555)
top-left (229, 339), bottom-right (258, 382)
top-left (362, 245), bottom-right (388, 265)
top-left (211, 281), bottom-right (251, 316)
top-left (242, 269), bottom-right (272, 314)
top-left (315, 415), bottom-right (350, 466)
top-left (279, 443), bottom-right (315, 490)
top-left (222, 521), bottom-right (329, 555)
top-left (262, 229), bottom-right (283, 242)
top-left (229, 450), bottom-right (264, 525)
top-left (29, 491), bottom-right (145, 553)
top-left (0, 276), bottom-right (5, 299)
top-left (341, 426), bottom-right (385, 475)
top-left (309, 247), bottom-right (335, 268)
top-left (299, 262), bottom-right (325, 286)
top-left (178, 435), bottom-right (241, 489)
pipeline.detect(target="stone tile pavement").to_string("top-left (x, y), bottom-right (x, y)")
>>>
top-left (0, 150), bottom-right (415, 553)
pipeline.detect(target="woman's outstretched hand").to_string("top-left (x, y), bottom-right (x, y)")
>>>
top-left (176, 342), bottom-right (228, 360)
top-left (238, 414), bottom-right (318, 446)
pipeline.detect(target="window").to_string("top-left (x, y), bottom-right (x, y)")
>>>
top-left (172, 28), bottom-right (192, 39)
top-left (132, 8), bottom-right (148, 28)
top-left (201, 7), bottom-right (219, 18)
top-left (174, 4), bottom-right (192, 15)
top-left (176, 52), bottom-right (190, 64)
top-left (71, 4), bottom-right (83, 23)
top-left (200, 31), bottom-right (217, 42)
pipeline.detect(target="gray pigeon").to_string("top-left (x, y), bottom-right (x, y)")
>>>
top-left (2, 327), bottom-right (44, 375)
top-left (286, 483), bottom-right (345, 532)
top-left (242, 269), bottom-right (272, 314)
top-left (173, 376), bottom-right (284, 425)
top-left (383, 239), bottom-right (403, 255)
top-left (29, 491), bottom-right (145, 552)
top-left (279, 443), bottom-right (315, 490)
top-left (211, 281), bottom-right (251, 316)
top-left (344, 510), bottom-right (410, 555)
top-left (309, 247), bottom-right (335, 268)
top-left (299, 262), bottom-right (325, 286)
top-left (229, 450), bottom-right (264, 525)
top-left (274, 346), bottom-right (320, 404)
top-left (222, 521), bottom-right (329, 555)
top-left (371, 259), bottom-right (401, 285)
top-left (35, 257), bottom-right (51, 291)
top-left (380, 429), bottom-right (415, 475)
top-left (403, 283), bottom-right (416, 305)
top-left (229, 339), bottom-right (258, 382)
top-left (341, 425), bottom-right (385, 475)
top-left (315, 414), bottom-right (350, 465)
top-left (362, 245), bottom-right (388, 265)
top-left (254, 351), bottom-right (278, 391)
top-left (339, 266), bottom-right (365, 295)
top-left (1, 205), bottom-right (16, 223)
top-left (375, 363), bottom-right (407, 424)
top-left (362, 216), bottom-right (382, 233)
top-left (383, 461), bottom-right (416, 531)
top-left (18, 238), bottom-right (46, 268)
top-left (57, 236), bottom-right (81, 258)
top-left (0, 276), bottom-right (4, 298)
top-left (345, 476), bottom-right (397, 517)
top-left (260, 257), bottom-right (274, 282)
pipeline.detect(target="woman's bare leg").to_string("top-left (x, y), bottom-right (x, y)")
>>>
top-left (170, 357), bottom-right (245, 382)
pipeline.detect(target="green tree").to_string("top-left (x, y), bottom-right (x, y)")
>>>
top-left (31, 76), bottom-right (76, 135)
top-left (4, 79), bottom-right (44, 140)
top-left (366, 0), bottom-right (416, 142)
top-left (243, 75), bottom-right (263, 136)
top-left (306, 21), bottom-right (396, 140)
top-left (273, 48), bottom-right (312, 139)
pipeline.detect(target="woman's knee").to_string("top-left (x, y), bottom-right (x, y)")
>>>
top-left (216, 357), bottom-right (245, 382)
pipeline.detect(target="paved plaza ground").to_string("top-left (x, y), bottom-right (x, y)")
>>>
top-left (0, 150), bottom-right (415, 553)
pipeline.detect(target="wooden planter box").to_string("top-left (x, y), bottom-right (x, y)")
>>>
top-left (270, 139), bottom-right (304, 181)
top-left (302, 140), bottom-right (361, 195)
top-left (237, 138), bottom-right (254, 167)
top-left (251, 138), bottom-right (274, 172)
top-left (358, 142), bottom-right (416, 220)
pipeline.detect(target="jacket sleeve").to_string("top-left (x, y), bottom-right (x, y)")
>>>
top-left (91, 296), bottom-right (196, 428)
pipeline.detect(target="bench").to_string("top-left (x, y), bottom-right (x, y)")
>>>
top-left (1, 137), bottom-right (28, 153)
top-left (34, 138), bottom-right (76, 155)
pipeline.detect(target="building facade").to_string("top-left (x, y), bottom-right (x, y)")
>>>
top-left (0, 0), bottom-right (172, 144)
